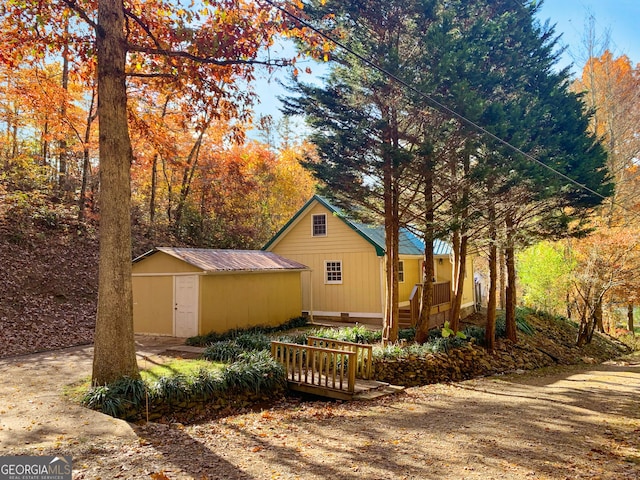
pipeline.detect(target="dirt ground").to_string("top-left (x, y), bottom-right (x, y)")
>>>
top-left (1, 340), bottom-right (639, 480)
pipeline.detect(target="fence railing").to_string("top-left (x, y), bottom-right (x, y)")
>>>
top-left (307, 336), bottom-right (373, 380)
top-left (408, 281), bottom-right (452, 326)
top-left (270, 341), bottom-right (356, 395)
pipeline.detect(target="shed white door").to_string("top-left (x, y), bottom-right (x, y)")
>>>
top-left (174, 275), bottom-right (199, 337)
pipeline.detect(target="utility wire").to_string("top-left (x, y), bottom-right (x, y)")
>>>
top-left (260, 0), bottom-right (638, 217)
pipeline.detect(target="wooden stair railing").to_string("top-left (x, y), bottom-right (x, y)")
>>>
top-left (306, 336), bottom-right (373, 380)
top-left (408, 281), bottom-right (452, 326)
top-left (271, 341), bottom-right (357, 396)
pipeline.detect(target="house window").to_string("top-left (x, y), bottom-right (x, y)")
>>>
top-left (398, 260), bottom-right (405, 283)
top-left (325, 261), bottom-right (342, 284)
top-left (312, 214), bottom-right (327, 236)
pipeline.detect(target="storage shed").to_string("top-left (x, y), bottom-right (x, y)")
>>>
top-left (132, 247), bottom-right (308, 337)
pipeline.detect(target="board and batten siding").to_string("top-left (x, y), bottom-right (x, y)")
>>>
top-left (398, 257), bottom-right (422, 304)
top-left (269, 203), bottom-right (383, 317)
top-left (132, 275), bottom-right (175, 335)
top-left (132, 252), bottom-right (201, 274)
top-left (199, 271), bottom-right (302, 334)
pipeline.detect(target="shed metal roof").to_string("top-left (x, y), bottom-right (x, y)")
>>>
top-left (134, 247), bottom-right (309, 273)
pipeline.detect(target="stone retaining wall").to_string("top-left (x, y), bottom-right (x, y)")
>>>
top-left (372, 340), bottom-right (559, 387)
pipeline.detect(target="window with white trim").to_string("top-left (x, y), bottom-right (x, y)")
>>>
top-left (325, 261), bottom-right (342, 284)
top-left (398, 260), bottom-right (405, 283)
top-left (312, 214), bottom-right (327, 236)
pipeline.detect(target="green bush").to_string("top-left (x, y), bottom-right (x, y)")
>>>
top-left (82, 353), bottom-right (286, 419)
top-left (309, 325), bottom-right (382, 344)
top-left (399, 327), bottom-right (416, 341)
top-left (202, 333), bottom-right (272, 362)
top-left (221, 351), bottom-right (286, 393)
top-left (277, 332), bottom-right (309, 345)
top-left (82, 376), bottom-right (146, 418)
top-left (373, 335), bottom-right (467, 359)
top-left (202, 341), bottom-right (246, 362)
top-left (187, 316), bottom-right (308, 346)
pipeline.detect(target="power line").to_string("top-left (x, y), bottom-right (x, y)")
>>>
top-left (260, 0), bottom-right (639, 218)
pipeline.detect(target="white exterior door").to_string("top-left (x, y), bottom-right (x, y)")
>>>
top-left (174, 275), bottom-right (199, 337)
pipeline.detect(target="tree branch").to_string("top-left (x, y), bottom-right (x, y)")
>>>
top-left (127, 44), bottom-right (292, 67)
top-left (126, 72), bottom-right (178, 79)
top-left (59, 0), bottom-right (99, 34)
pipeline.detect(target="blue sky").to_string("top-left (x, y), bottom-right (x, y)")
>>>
top-left (539, 0), bottom-right (640, 73)
top-left (252, 0), bottom-right (639, 131)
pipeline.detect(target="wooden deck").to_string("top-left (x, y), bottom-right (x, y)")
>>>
top-left (270, 339), bottom-right (402, 400)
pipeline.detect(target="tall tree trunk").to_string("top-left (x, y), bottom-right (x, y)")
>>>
top-left (92, 0), bottom-right (140, 385)
top-left (628, 303), bottom-right (635, 335)
top-left (594, 297), bottom-right (605, 333)
top-left (78, 85), bottom-right (97, 223)
top-left (504, 213), bottom-right (518, 343)
top-left (449, 145), bottom-right (470, 332)
top-left (149, 96), bottom-right (170, 234)
top-left (485, 202), bottom-right (498, 352)
top-left (415, 159), bottom-right (434, 344)
top-left (58, 17), bottom-right (70, 194)
top-left (499, 249), bottom-right (506, 310)
top-left (42, 121), bottom-right (49, 168)
top-left (449, 235), bottom-right (467, 332)
top-left (173, 119), bottom-right (210, 232)
top-left (383, 172), bottom-right (400, 344)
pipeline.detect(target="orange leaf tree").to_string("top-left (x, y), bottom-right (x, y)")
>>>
top-left (1, 0), bottom-right (311, 384)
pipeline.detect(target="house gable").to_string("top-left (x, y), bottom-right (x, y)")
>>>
top-left (263, 195), bottom-right (385, 256)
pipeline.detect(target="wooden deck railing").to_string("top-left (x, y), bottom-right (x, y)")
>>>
top-left (408, 281), bottom-right (452, 326)
top-left (271, 341), bottom-right (356, 396)
top-left (433, 281), bottom-right (452, 306)
top-left (307, 336), bottom-right (373, 380)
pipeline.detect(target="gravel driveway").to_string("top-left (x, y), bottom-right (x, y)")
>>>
top-left (1, 342), bottom-right (639, 479)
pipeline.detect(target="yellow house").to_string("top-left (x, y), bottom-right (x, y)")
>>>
top-left (263, 195), bottom-right (476, 326)
top-left (132, 248), bottom-right (308, 337)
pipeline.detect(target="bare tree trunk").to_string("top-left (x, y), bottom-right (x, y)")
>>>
top-left (173, 120), bottom-right (210, 232)
top-left (504, 213), bottom-right (518, 343)
top-left (628, 303), bottom-right (635, 335)
top-left (499, 249), bottom-right (506, 310)
top-left (92, 0), bottom-right (140, 385)
top-left (149, 96), bottom-right (170, 234)
top-left (415, 162), bottom-right (434, 344)
top-left (78, 85), bottom-right (96, 223)
top-left (485, 203), bottom-right (498, 352)
top-left (58, 17), bottom-right (70, 194)
top-left (594, 298), bottom-right (605, 333)
top-left (383, 170), bottom-right (400, 344)
top-left (449, 235), bottom-right (467, 332)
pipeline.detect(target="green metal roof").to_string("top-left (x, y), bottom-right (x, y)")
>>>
top-left (263, 195), bottom-right (452, 257)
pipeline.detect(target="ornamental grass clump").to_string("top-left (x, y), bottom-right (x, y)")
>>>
top-left (202, 333), bottom-right (272, 362)
top-left (82, 353), bottom-right (286, 419)
top-left (310, 325), bottom-right (382, 344)
top-left (187, 316), bottom-right (308, 346)
top-left (82, 376), bottom-right (146, 418)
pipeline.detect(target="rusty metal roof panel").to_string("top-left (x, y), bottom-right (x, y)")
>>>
top-left (136, 248), bottom-right (308, 273)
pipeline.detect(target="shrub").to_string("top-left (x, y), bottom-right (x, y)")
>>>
top-left (221, 351), bottom-right (286, 393)
top-left (202, 341), bottom-right (245, 362)
top-left (310, 325), bottom-right (382, 344)
top-left (373, 335), bottom-right (467, 359)
top-left (82, 353), bottom-right (286, 419)
top-left (82, 377), bottom-right (146, 418)
top-left (399, 327), bottom-right (416, 341)
top-left (187, 316), bottom-right (308, 346)
top-left (202, 333), bottom-right (272, 362)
